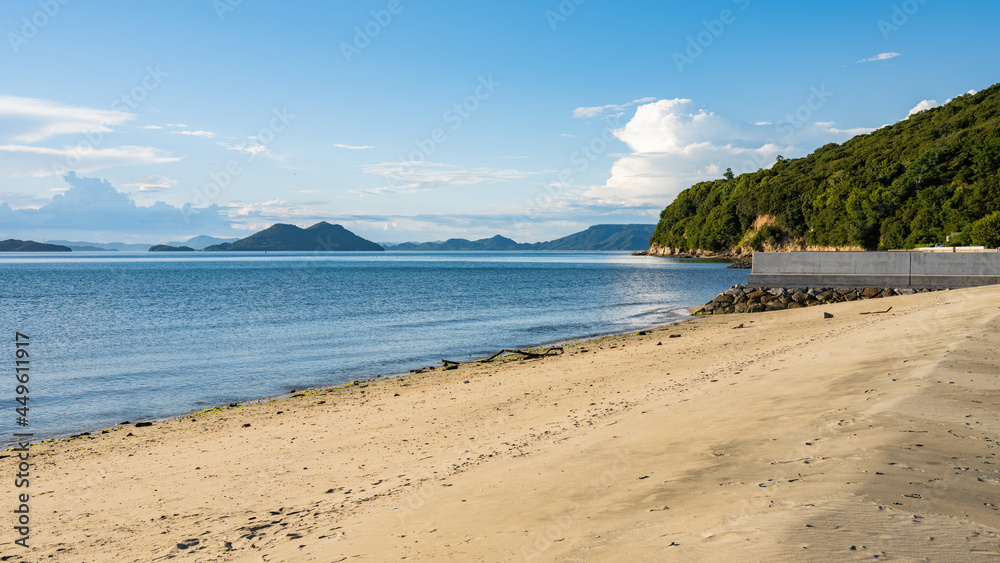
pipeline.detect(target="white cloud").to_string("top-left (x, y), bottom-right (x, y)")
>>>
top-left (0, 172), bottom-right (232, 233)
top-left (588, 98), bottom-right (873, 207)
top-left (572, 97), bottom-right (656, 119)
top-left (357, 161), bottom-right (533, 195)
top-left (334, 143), bottom-right (374, 150)
top-left (857, 52), bottom-right (901, 63)
top-left (166, 123), bottom-right (187, 128)
top-left (906, 89), bottom-right (978, 119)
top-left (0, 144), bottom-right (183, 177)
top-left (0, 96), bottom-right (134, 143)
top-left (227, 199), bottom-right (336, 232)
top-left (138, 125), bottom-right (163, 130)
top-left (221, 142), bottom-right (270, 156)
top-left (117, 175), bottom-right (178, 192)
top-left (171, 130), bottom-right (216, 138)
top-left (946, 89), bottom-right (978, 103)
top-left (233, 198), bottom-right (315, 218)
top-left (558, 133), bottom-right (581, 138)
top-left (907, 99), bottom-right (939, 117)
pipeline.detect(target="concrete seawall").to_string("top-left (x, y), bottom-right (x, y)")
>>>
top-left (747, 251), bottom-right (1000, 288)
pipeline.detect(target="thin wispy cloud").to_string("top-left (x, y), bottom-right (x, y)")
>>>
top-left (334, 143), bottom-right (374, 150)
top-left (857, 52), bottom-right (901, 63)
top-left (357, 161), bottom-right (532, 195)
top-left (118, 175), bottom-right (178, 193)
top-left (572, 97), bottom-right (656, 119)
top-left (221, 142), bottom-right (270, 156)
top-left (171, 130), bottom-right (216, 138)
top-left (0, 144), bottom-right (183, 177)
top-left (218, 140), bottom-right (285, 161)
top-left (138, 125), bottom-right (163, 130)
top-left (0, 95), bottom-right (134, 143)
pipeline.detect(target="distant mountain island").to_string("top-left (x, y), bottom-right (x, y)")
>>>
top-left (149, 245), bottom-right (195, 252)
top-left (204, 222), bottom-right (384, 251)
top-left (49, 239), bottom-right (146, 252)
top-left (390, 224), bottom-right (655, 251)
top-left (29, 224), bottom-right (654, 254)
top-left (48, 235), bottom-right (237, 252)
top-left (165, 235), bottom-right (238, 250)
top-left (0, 239), bottom-right (71, 252)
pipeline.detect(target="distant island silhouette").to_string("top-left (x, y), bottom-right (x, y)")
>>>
top-left (0, 239), bottom-right (71, 252)
top-left (203, 221), bottom-right (384, 251)
top-left (149, 245), bottom-right (196, 252)
top-left (386, 224), bottom-right (656, 251)
top-left (10, 224), bottom-right (656, 253)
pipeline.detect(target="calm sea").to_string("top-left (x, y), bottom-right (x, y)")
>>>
top-left (0, 251), bottom-right (746, 442)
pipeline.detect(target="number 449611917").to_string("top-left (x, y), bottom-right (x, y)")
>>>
top-left (15, 332), bottom-right (29, 425)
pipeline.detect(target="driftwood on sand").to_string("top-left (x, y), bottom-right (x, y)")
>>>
top-left (860, 306), bottom-right (893, 315)
top-left (442, 346), bottom-right (564, 367)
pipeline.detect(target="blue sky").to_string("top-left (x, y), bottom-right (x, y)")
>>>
top-left (1, 0), bottom-right (998, 244)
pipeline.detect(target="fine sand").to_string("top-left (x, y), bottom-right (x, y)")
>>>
top-left (4, 285), bottom-right (1000, 561)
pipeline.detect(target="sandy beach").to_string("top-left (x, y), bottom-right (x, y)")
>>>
top-left (4, 285), bottom-right (1000, 561)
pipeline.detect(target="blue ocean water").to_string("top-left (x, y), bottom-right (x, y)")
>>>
top-left (0, 251), bottom-right (746, 442)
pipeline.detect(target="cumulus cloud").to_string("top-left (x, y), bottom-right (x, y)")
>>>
top-left (907, 99), bottom-right (939, 117)
top-left (573, 97), bottom-right (656, 119)
top-left (588, 98), bottom-right (874, 206)
top-left (0, 95), bottom-right (134, 143)
top-left (0, 172), bottom-right (233, 233)
top-left (357, 161), bottom-right (533, 195)
top-left (0, 144), bottom-right (183, 177)
top-left (857, 52), bottom-right (901, 63)
top-left (905, 89), bottom-right (978, 119)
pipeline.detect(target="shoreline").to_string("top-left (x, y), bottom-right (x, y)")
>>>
top-left (7, 285), bottom-right (999, 561)
top-left (4, 304), bottom-right (698, 449)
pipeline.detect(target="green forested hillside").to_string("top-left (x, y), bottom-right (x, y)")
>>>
top-left (650, 84), bottom-right (1000, 254)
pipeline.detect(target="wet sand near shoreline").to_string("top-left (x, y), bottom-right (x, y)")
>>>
top-left (4, 285), bottom-right (1000, 561)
